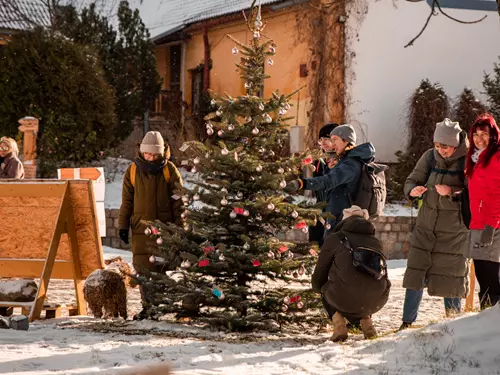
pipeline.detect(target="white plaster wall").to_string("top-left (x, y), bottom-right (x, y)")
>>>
top-left (346, 0), bottom-right (500, 162)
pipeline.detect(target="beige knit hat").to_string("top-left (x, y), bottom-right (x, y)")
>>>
top-left (343, 205), bottom-right (369, 220)
top-left (434, 118), bottom-right (462, 147)
top-left (140, 131), bottom-right (165, 155)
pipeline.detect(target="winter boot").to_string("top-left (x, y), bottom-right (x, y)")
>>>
top-left (398, 322), bottom-right (412, 331)
top-left (360, 317), bottom-right (377, 339)
top-left (331, 312), bottom-right (348, 342)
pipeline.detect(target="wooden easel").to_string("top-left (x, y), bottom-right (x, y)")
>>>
top-left (465, 262), bottom-right (476, 311)
top-left (0, 180), bottom-right (104, 321)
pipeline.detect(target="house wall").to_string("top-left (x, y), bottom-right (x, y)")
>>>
top-left (345, 0), bottom-right (500, 163)
top-left (154, 1), bottom-right (346, 143)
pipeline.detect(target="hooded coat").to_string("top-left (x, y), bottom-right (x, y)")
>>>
top-left (312, 216), bottom-right (391, 319)
top-left (302, 143), bottom-right (376, 229)
top-left (119, 148), bottom-right (183, 271)
top-left (0, 153), bottom-right (24, 179)
top-left (403, 134), bottom-right (469, 298)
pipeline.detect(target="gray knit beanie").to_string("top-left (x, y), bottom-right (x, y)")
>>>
top-left (140, 131), bottom-right (165, 155)
top-left (330, 124), bottom-right (356, 144)
top-left (434, 118), bottom-right (461, 147)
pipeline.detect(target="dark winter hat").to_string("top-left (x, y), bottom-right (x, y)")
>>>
top-left (330, 124), bottom-right (356, 144)
top-left (318, 123), bottom-right (339, 139)
top-left (434, 118), bottom-right (461, 147)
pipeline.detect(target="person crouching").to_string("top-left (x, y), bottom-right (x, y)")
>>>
top-left (312, 205), bottom-right (391, 342)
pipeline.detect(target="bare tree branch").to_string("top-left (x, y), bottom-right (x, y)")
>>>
top-left (434, 0), bottom-right (487, 24)
top-left (404, 0), bottom-right (436, 48)
top-left (405, 0), bottom-right (487, 48)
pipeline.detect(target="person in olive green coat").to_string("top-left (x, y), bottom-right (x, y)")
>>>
top-left (400, 119), bottom-right (469, 329)
top-left (119, 131), bottom-right (183, 315)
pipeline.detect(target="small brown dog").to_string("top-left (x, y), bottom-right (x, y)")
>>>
top-left (115, 362), bottom-right (171, 374)
top-left (83, 256), bottom-right (134, 319)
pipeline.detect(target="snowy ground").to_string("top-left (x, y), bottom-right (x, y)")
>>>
top-left (1, 248), bottom-right (490, 375)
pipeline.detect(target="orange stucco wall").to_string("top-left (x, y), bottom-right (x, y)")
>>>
top-left (154, 1), bottom-right (345, 143)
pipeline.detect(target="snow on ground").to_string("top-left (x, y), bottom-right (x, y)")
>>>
top-left (2, 253), bottom-right (490, 375)
top-left (384, 203), bottom-right (413, 217)
top-left (0, 299), bottom-right (497, 374)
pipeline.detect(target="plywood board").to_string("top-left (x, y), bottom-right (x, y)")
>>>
top-left (58, 180), bottom-right (104, 278)
top-left (0, 180), bottom-right (104, 278)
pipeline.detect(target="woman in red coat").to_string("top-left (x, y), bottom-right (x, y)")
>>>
top-left (466, 114), bottom-right (500, 310)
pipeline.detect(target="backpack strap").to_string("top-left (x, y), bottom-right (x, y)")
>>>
top-left (163, 163), bottom-right (171, 183)
top-left (130, 163), bottom-right (137, 188)
top-left (427, 151), bottom-right (466, 181)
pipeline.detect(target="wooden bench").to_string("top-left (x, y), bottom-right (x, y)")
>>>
top-left (0, 301), bottom-right (79, 319)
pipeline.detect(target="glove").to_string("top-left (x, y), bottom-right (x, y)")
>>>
top-left (480, 225), bottom-right (495, 247)
top-left (284, 179), bottom-right (303, 193)
top-left (119, 229), bottom-right (130, 245)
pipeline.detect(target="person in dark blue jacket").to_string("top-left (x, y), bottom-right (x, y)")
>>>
top-left (286, 124), bottom-right (376, 232)
top-left (308, 123), bottom-right (339, 246)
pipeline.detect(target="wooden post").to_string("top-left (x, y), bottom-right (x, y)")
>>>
top-left (18, 117), bottom-right (39, 179)
top-left (465, 261), bottom-right (476, 311)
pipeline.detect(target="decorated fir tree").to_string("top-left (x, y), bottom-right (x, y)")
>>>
top-left (138, 4), bottom-right (326, 331)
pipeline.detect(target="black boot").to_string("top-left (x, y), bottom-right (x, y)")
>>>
top-left (398, 322), bottom-right (413, 331)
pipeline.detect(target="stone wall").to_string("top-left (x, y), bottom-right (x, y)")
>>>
top-left (102, 208), bottom-right (414, 260)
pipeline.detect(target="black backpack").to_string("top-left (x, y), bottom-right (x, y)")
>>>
top-left (339, 232), bottom-right (387, 280)
top-left (350, 161), bottom-right (389, 219)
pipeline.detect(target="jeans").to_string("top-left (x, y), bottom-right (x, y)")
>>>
top-left (402, 289), bottom-right (461, 324)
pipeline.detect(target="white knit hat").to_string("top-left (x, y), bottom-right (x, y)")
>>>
top-left (434, 118), bottom-right (462, 147)
top-left (343, 205), bottom-right (369, 220)
top-left (140, 131), bottom-right (165, 155)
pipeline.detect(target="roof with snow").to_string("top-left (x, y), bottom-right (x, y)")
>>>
top-left (0, 0), bottom-right (51, 31)
top-left (136, 0), bottom-right (288, 42)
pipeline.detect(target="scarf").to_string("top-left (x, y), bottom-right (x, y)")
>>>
top-left (471, 148), bottom-right (485, 164)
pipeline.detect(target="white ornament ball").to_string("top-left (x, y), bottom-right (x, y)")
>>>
top-left (267, 203), bottom-right (275, 210)
top-left (256, 165), bottom-right (263, 172)
top-left (207, 128), bottom-right (214, 136)
top-left (210, 99), bottom-right (217, 106)
top-left (220, 198), bottom-right (228, 206)
top-left (269, 46), bottom-right (276, 54)
top-left (283, 296), bottom-right (290, 305)
top-left (243, 243), bottom-right (250, 250)
top-left (219, 254), bottom-right (226, 261)
top-left (269, 151), bottom-right (275, 157)
top-left (259, 148), bottom-right (265, 153)
top-left (268, 251), bottom-right (275, 259)
top-left (193, 157), bottom-right (200, 164)
top-left (277, 168), bottom-right (284, 174)
top-left (221, 187), bottom-right (228, 193)
top-left (230, 212), bottom-right (237, 219)
top-left (193, 194), bottom-right (200, 201)
top-left (279, 180), bottom-right (287, 188)
top-left (218, 130), bottom-right (224, 137)
top-left (325, 223), bottom-right (332, 230)
top-left (232, 47), bottom-right (239, 55)
top-left (252, 127), bottom-right (259, 135)
top-left (149, 255), bottom-right (156, 263)
top-left (191, 167), bottom-right (197, 173)
top-left (258, 103), bottom-right (265, 111)
top-left (264, 114), bottom-right (272, 123)
top-left (237, 192), bottom-right (244, 199)
top-left (228, 124), bottom-right (235, 131)
top-left (301, 227), bottom-right (309, 234)
top-left (156, 237), bottom-right (163, 245)
top-left (144, 228), bottom-right (152, 235)
top-left (256, 214), bottom-right (262, 221)
top-left (297, 301), bottom-right (304, 309)
top-left (216, 110), bottom-right (222, 117)
top-left (291, 211), bottom-right (299, 219)
top-left (221, 148), bottom-right (229, 156)
top-left (181, 260), bottom-right (191, 268)
top-left (243, 210), bottom-right (250, 217)
top-left (282, 304), bottom-right (288, 312)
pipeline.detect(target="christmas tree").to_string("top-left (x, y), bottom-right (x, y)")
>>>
top-left (139, 3), bottom-right (325, 331)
